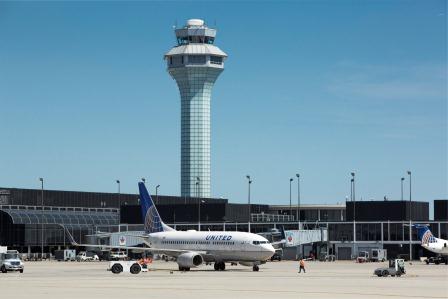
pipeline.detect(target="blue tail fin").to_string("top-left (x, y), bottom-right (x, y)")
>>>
top-left (414, 224), bottom-right (436, 244)
top-left (138, 182), bottom-right (173, 234)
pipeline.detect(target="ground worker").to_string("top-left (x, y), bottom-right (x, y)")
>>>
top-left (298, 258), bottom-right (306, 273)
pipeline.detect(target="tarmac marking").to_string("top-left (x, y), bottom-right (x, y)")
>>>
top-left (38, 284), bottom-right (447, 299)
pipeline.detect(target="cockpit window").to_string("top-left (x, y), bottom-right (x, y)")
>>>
top-left (253, 240), bottom-right (268, 245)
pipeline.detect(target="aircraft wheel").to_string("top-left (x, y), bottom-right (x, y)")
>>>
top-left (253, 265), bottom-right (259, 272)
top-left (219, 262), bottom-right (225, 271)
top-left (130, 263), bottom-right (141, 274)
top-left (111, 263), bottom-right (123, 274)
top-left (214, 262), bottom-right (225, 271)
top-left (435, 260), bottom-right (440, 265)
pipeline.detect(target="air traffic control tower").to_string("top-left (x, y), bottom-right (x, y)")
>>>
top-left (165, 19), bottom-right (227, 198)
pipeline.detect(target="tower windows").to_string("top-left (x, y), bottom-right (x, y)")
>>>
top-left (188, 55), bottom-right (206, 64)
top-left (210, 56), bottom-right (222, 65)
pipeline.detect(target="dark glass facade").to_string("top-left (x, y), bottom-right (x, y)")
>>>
top-left (346, 201), bottom-right (429, 221)
top-left (434, 200), bottom-right (448, 221)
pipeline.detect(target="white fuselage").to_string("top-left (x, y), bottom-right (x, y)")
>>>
top-left (422, 237), bottom-right (448, 255)
top-left (146, 230), bottom-right (275, 262)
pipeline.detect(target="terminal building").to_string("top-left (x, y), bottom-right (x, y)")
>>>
top-left (1, 187), bottom-right (447, 261)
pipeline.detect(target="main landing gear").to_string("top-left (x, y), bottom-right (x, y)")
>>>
top-left (178, 266), bottom-right (190, 271)
top-left (252, 265), bottom-right (259, 272)
top-left (214, 262), bottom-right (226, 271)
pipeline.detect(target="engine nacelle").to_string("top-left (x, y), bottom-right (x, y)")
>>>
top-left (176, 252), bottom-right (203, 268)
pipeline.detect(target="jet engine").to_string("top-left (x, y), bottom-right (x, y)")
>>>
top-left (176, 252), bottom-right (203, 269)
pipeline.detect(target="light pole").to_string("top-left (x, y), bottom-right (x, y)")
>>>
top-left (246, 175), bottom-right (252, 232)
top-left (351, 172), bottom-right (356, 257)
top-left (296, 173), bottom-right (300, 229)
top-left (350, 179), bottom-right (353, 202)
top-left (401, 177), bottom-right (405, 201)
top-left (156, 185), bottom-right (160, 202)
top-left (116, 180), bottom-right (120, 231)
top-left (39, 178), bottom-right (44, 259)
top-left (289, 178), bottom-right (293, 221)
top-left (196, 177), bottom-right (200, 231)
top-left (351, 172), bottom-right (355, 202)
top-left (407, 170), bottom-right (412, 260)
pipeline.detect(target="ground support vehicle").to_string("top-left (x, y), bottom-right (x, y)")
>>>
top-left (0, 249), bottom-right (24, 273)
top-left (110, 251), bottom-right (127, 261)
top-left (425, 256), bottom-right (448, 265)
top-left (374, 259), bottom-right (406, 277)
top-left (108, 261), bottom-right (143, 274)
top-left (270, 249), bottom-right (283, 261)
top-left (370, 249), bottom-right (387, 262)
top-left (76, 251), bottom-right (99, 262)
top-left (55, 249), bottom-right (76, 261)
top-left (357, 251), bottom-right (369, 263)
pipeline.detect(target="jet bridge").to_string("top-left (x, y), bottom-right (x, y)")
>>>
top-left (284, 229), bottom-right (328, 247)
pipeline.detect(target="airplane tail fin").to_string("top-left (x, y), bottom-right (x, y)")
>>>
top-left (414, 224), bottom-right (436, 245)
top-left (138, 182), bottom-right (174, 234)
top-left (280, 225), bottom-right (286, 240)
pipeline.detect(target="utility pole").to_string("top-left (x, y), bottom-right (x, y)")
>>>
top-left (196, 177), bottom-right (200, 231)
top-left (156, 185), bottom-right (160, 202)
top-left (351, 172), bottom-right (356, 258)
top-left (407, 170), bottom-right (412, 260)
top-left (246, 175), bottom-right (252, 232)
top-left (39, 178), bottom-right (44, 260)
top-left (296, 173), bottom-right (300, 229)
top-left (289, 178), bottom-right (293, 221)
top-left (116, 180), bottom-right (120, 231)
top-left (401, 177), bottom-right (405, 201)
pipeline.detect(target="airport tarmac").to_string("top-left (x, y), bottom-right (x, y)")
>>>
top-left (0, 260), bottom-right (447, 299)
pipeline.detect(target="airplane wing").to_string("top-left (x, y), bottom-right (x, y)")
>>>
top-left (66, 227), bottom-right (204, 257)
top-left (85, 232), bottom-right (148, 239)
top-left (71, 241), bottom-right (206, 257)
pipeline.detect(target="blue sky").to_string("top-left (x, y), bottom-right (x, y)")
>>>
top-left (0, 1), bottom-right (446, 209)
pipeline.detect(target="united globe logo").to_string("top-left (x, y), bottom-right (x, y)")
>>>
top-left (422, 230), bottom-right (436, 245)
top-left (145, 205), bottom-right (163, 233)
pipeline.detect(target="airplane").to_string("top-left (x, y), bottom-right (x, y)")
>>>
top-left (71, 182), bottom-right (275, 271)
top-left (414, 224), bottom-right (448, 257)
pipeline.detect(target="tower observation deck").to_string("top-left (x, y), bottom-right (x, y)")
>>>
top-left (165, 19), bottom-right (227, 198)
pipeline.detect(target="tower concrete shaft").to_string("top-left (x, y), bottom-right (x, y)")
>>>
top-left (165, 19), bottom-right (227, 198)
